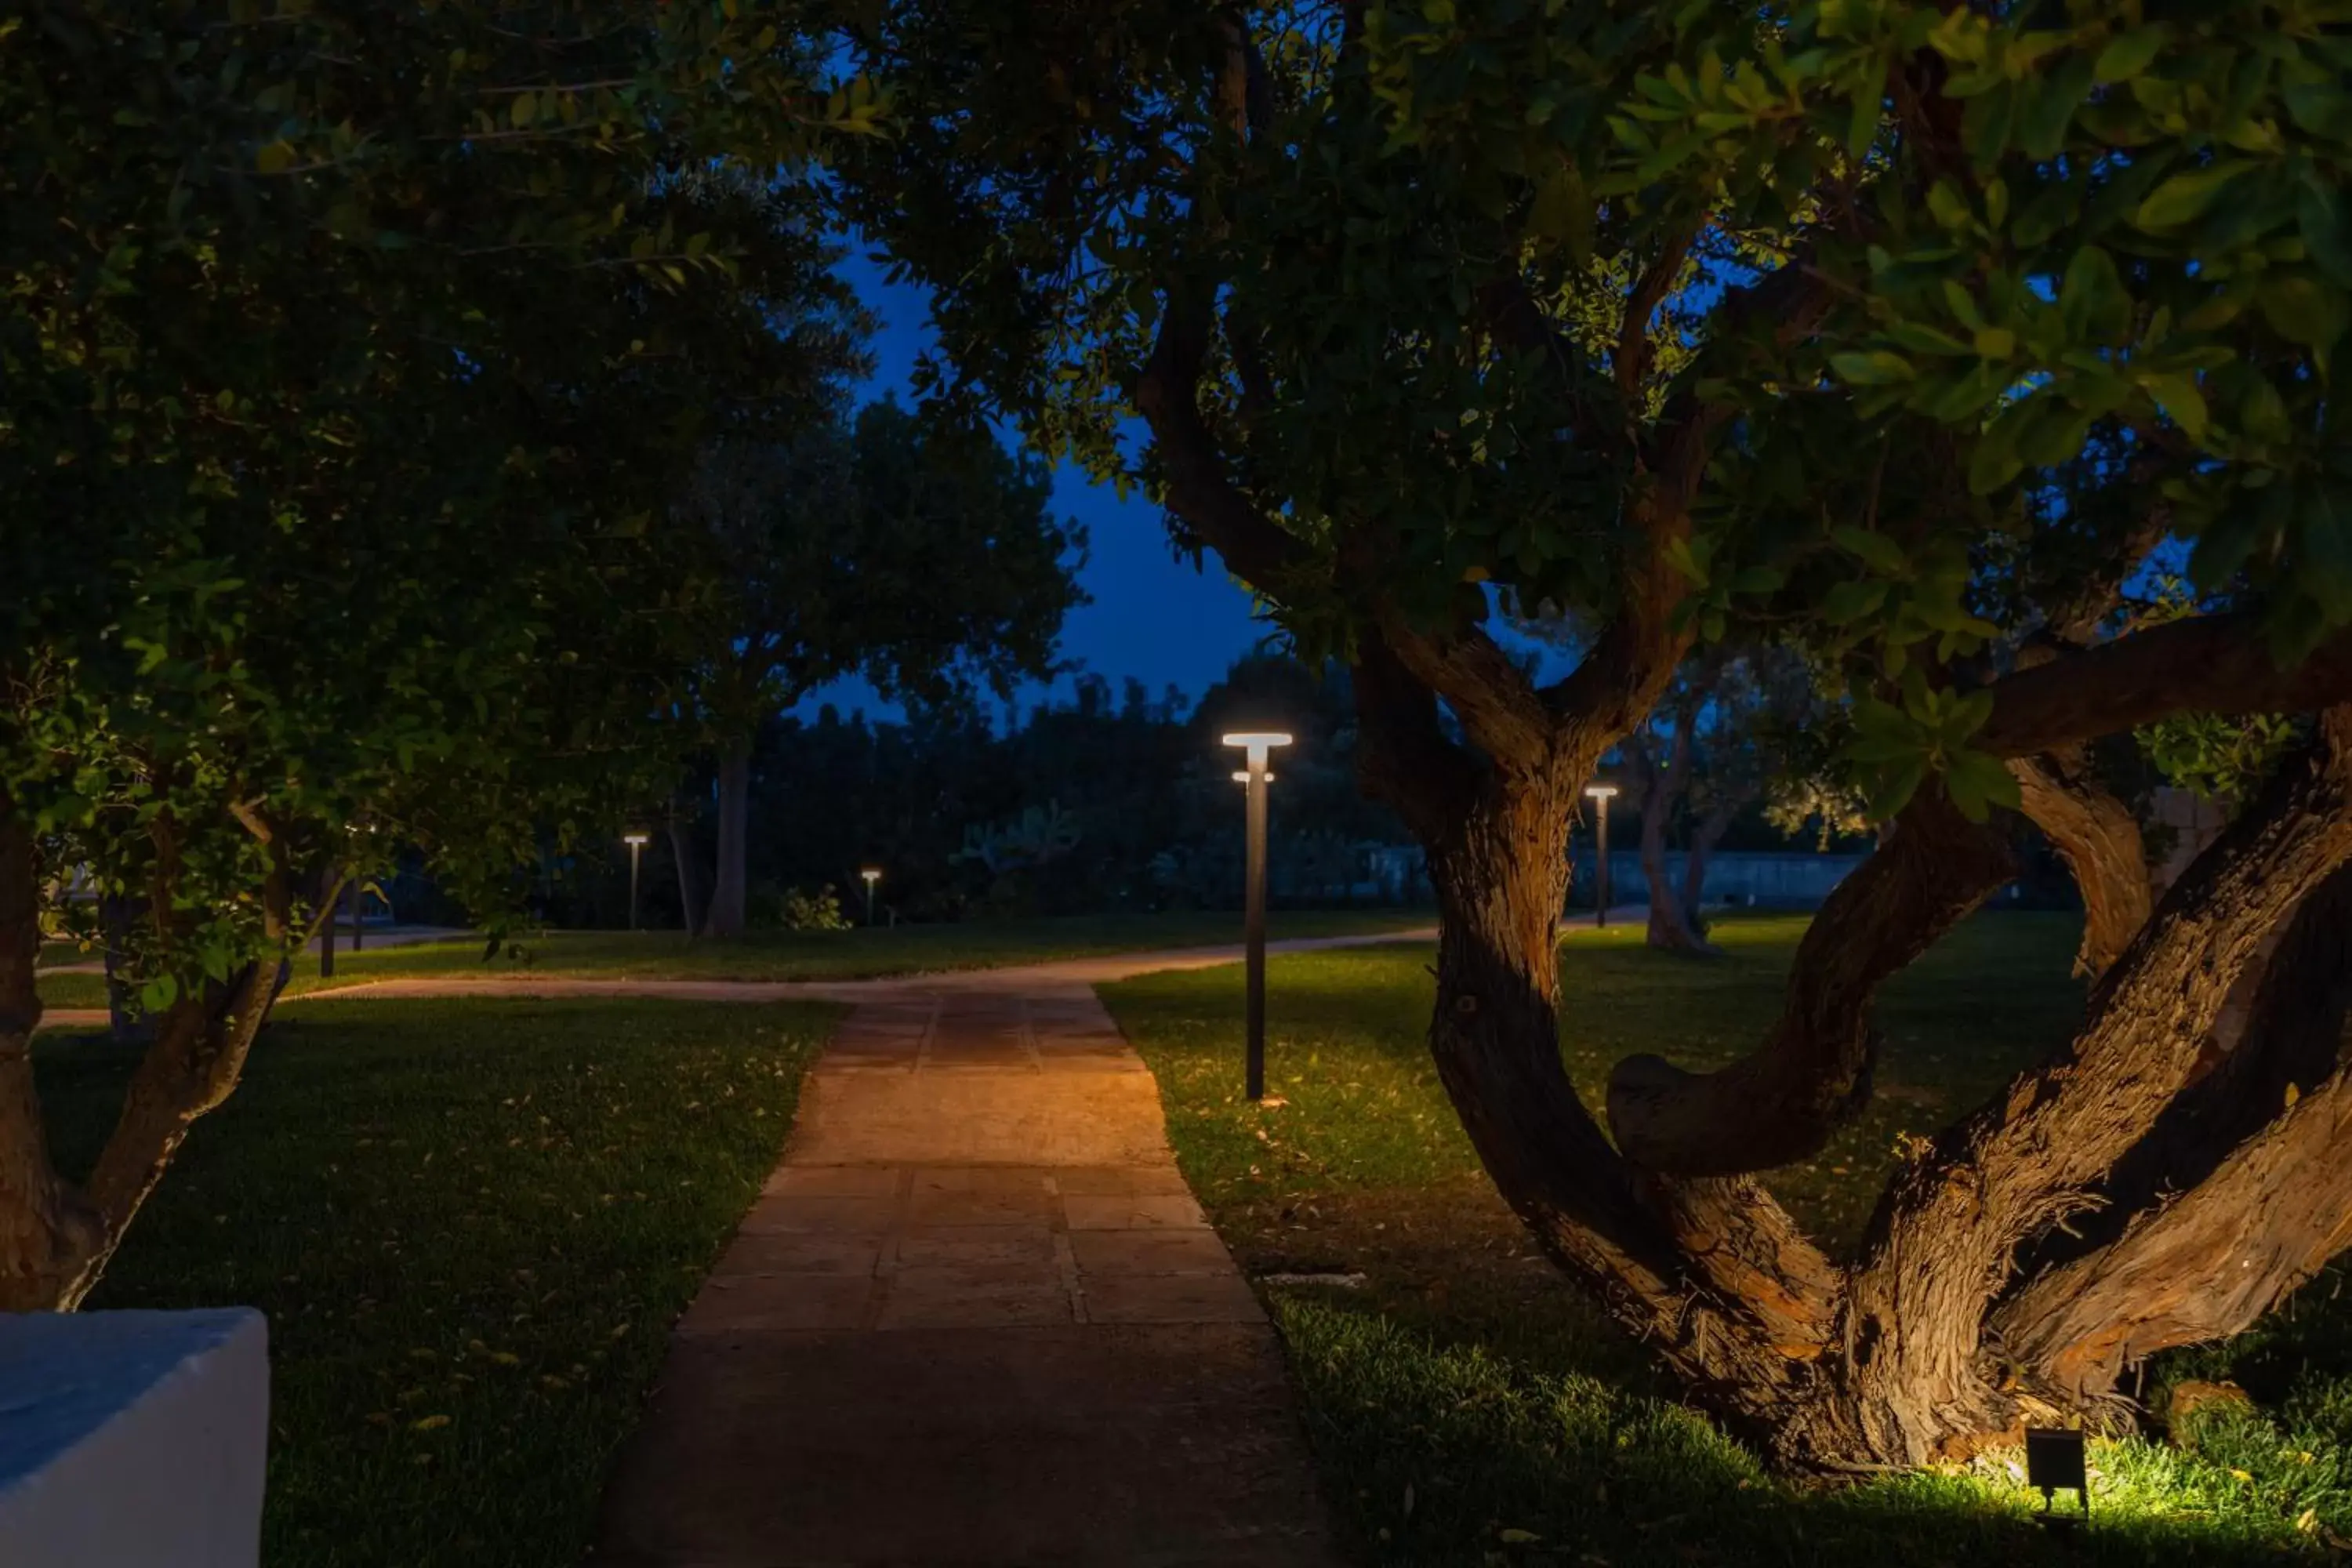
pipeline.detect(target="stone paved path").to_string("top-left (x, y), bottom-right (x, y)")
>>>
top-left (590, 960), bottom-right (1366, 1568)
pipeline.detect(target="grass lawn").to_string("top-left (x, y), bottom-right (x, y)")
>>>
top-left (33, 907), bottom-right (1431, 1012)
top-left (34, 996), bottom-right (833, 1568)
top-left (1104, 912), bottom-right (2352, 1565)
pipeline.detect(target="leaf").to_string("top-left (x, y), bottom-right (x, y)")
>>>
top-left (1832, 526), bottom-right (1911, 577)
top-left (2298, 176), bottom-right (2352, 287)
top-left (2256, 273), bottom-right (2348, 349)
top-left (2135, 161), bottom-right (2252, 231)
top-left (1823, 579), bottom-right (1889, 624)
top-left (2093, 25), bottom-right (2171, 84)
top-left (1946, 749), bottom-right (2021, 822)
top-left (1497, 1528), bottom-right (1543, 1544)
top-left (255, 139), bottom-right (295, 175)
top-left (2139, 370), bottom-right (2209, 439)
top-left (511, 92), bottom-right (535, 129)
top-left (1527, 165), bottom-right (1593, 261)
top-left (1830, 350), bottom-right (1915, 387)
top-left (412, 1414), bottom-right (452, 1432)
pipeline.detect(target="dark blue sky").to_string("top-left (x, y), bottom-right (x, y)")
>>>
top-left (797, 252), bottom-right (1270, 722)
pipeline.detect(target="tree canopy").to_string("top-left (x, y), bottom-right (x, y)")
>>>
top-left (829, 0), bottom-right (2352, 1468)
top-left (670, 398), bottom-right (1085, 938)
top-left (0, 0), bottom-right (873, 1308)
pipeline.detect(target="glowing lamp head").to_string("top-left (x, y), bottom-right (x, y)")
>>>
top-left (860, 867), bottom-right (882, 885)
top-left (1584, 784), bottom-right (1621, 802)
top-left (622, 833), bottom-right (650, 847)
top-left (1221, 731), bottom-right (1293, 769)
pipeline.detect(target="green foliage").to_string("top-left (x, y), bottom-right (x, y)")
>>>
top-left (2, 2), bottom-right (868, 989)
top-left (830, 0), bottom-right (2352, 824)
top-left (776, 884), bottom-right (853, 931)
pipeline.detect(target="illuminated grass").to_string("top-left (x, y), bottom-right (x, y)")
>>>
top-left (1105, 913), bottom-right (2345, 1563)
top-left (34, 997), bottom-right (833, 1568)
top-left (34, 908), bottom-right (1430, 1012)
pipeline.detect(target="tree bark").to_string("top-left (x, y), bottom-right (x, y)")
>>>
top-left (1822, 710), bottom-right (2352, 1464)
top-left (0, 798), bottom-right (107, 1311)
top-left (668, 810), bottom-right (708, 939)
top-left (1632, 723), bottom-right (1711, 953)
top-left (1679, 791), bottom-right (1748, 932)
top-left (1607, 789), bottom-right (2016, 1176)
top-left (0, 794), bottom-right (331, 1311)
top-left (1419, 762), bottom-right (1840, 1425)
top-left (1991, 862), bottom-right (2352, 1398)
top-left (704, 740), bottom-right (752, 939)
top-left (2009, 748), bottom-right (2151, 980)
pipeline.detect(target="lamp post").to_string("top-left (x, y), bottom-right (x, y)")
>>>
top-left (861, 867), bottom-right (881, 927)
top-left (1584, 784), bottom-right (1620, 928)
top-left (1221, 731), bottom-right (1292, 1100)
top-left (622, 833), bottom-right (649, 931)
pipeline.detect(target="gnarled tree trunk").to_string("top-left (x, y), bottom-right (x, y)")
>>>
top-left (703, 739), bottom-right (753, 939)
top-left (0, 791), bottom-right (330, 1311)
top-left (1362, 608), bottom-right (2352, 1470)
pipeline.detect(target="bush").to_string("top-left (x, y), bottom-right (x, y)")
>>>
top-left (778, 884), bottom-right (851, 931)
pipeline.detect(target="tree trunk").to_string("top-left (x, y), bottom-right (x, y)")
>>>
top-left (668, 811), bottom-right (708, 939)
top-left (0, 793), bottom-right (329, 1312)
top-left (0, 799), bottom-right (107, 1310)
top-left (1633, 725), bottom-right (1711, 954)
top-left (1415, 760), bottom-right (1842, 1433)
top-left (1678, 793), bottom-right (1748, 935)
top-left (704, 741), bottom-right (753, 939)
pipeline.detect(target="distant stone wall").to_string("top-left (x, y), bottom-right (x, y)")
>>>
top-left (1570, 849), bottom-right (1866, 909)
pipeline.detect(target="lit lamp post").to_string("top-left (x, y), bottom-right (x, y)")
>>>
top-left (1584, 783), bottom-right (1620, 928)
top-left (622, 833), bottom-right (649, 931)
top-left (1221, 731), bottom-right (1291, 1101)
top-left (861, 867), bottom-right (881, 926)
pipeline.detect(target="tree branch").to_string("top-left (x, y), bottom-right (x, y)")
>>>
top-left (1848, 710), bottom-right (2352, 1432)
top-left (1980, 616), bottom-right (2352, 758)
top-left (1993, 865), bottom-right (2352, 1399)
top-left (2009, 749), bottom-right (2151, 980)
top-left (1606, 786), bottom-right (2016, 1174)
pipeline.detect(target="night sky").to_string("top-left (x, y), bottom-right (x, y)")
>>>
top-left (797, 252), bottom-right (1272, 723)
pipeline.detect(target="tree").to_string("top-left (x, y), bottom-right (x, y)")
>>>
top-left (1618, 645), bottom-right (1828, 953)
top-left (670, 398), bottom-right (1083, 938)
top-left (0, 1), bottom-right (868, 1308)
top-left (833, 0), bottom-right (2352, 1468)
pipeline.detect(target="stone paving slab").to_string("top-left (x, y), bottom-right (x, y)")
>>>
top-left (592, 978), bottom-right (1342, 1567)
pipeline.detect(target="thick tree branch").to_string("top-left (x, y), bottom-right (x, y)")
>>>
top-left (2009, 749), bottom-right (2151, 980)
top-left (1980, 616), bottom-right (2352, 758)
top-left (1842, 710), bottom-right (2352, 1454)
top-left (1994, 864), bottom-right (2352, 1398)
top-left (1606, 786), bottom-right (2016, 1175)
top-left (1375, 613), bottom-right (1562, 769)
top-left (1349, 630), bottom-right (1479, 843)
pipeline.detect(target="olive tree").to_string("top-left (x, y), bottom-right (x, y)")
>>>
top-left (829, 0), bottom-right (2352, 1468)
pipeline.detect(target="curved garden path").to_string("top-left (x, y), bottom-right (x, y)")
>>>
top-left (38, 920), bottom-right (1640, 1563)
top-left (42, 927), bottom-right (1485, 1566)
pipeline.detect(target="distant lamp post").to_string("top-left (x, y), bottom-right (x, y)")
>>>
top-left (861, 867), bottom-right (882, 927)
top-left (622, 833), bottom-right (650, 931)
top-left (1221, 731), bottom-right (1292, 1100)
top-left (1584, 783), bottom-right (1621, 928)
